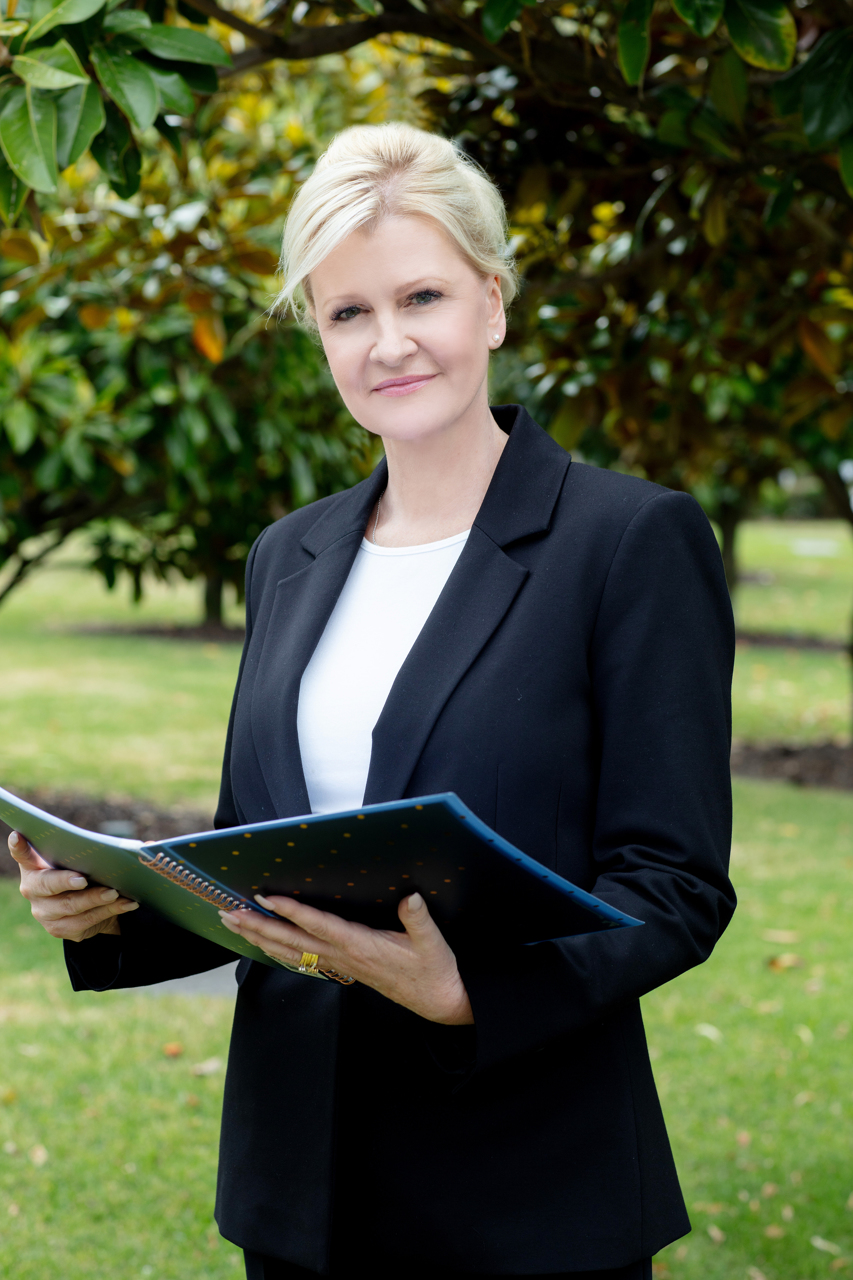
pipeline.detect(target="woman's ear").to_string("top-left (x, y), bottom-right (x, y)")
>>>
top-left (486, 274), bottom-right (506, 347)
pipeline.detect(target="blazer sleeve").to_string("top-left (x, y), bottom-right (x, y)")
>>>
top-left (64, 533), bottom-right (267, 993)
top-left (461, 489), bottom-right (736, 1074)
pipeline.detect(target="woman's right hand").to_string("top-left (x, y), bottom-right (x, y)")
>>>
top-left (8, 830), bottom-right (139, 941)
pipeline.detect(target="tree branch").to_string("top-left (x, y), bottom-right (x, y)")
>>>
top-left (181, 0), bottom-right (283, 45)
top-left (791, 199), bottom-right (849, 248)
top-left (0, 534), bottom-right (64, 608)
top-left (179, 0), bottom-right (468, 67)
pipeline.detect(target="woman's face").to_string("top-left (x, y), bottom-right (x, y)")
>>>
top-left (309, 214), bottom-right (505, 443)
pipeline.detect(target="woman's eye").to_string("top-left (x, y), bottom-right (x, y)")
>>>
top-left (410, 290), bottom-right (441, 306)
top-left (333, 305), bottom-right (362, 322)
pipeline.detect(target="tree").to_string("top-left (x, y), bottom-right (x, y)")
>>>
top-left (0, 0), bottom-right (852, 221)
top-left (0, 38), bottom-right (425, 615)
top-left (6, 0), bottom-right (853, 609)
top-left (408, 2), bottom-right (853, 591)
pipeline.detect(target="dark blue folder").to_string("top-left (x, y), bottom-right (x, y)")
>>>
top-left (0, 786), bottom-right (642, 970)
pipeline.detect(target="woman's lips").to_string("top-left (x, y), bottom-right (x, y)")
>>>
top-left (372, 374), bottom-right (437, 397)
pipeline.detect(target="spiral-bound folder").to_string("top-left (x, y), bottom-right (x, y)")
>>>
top-left (0, 785), bottom-right (642, 973)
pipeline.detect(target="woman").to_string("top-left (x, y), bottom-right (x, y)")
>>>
top-left (11, 123), bottom-right (736, 1279)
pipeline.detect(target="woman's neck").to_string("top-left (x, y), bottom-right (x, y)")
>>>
top-left (371, 404), bottom-right (508, 547)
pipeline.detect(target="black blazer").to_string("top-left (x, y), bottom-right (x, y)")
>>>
top-left (66, 405), bottom-right (736, 1275)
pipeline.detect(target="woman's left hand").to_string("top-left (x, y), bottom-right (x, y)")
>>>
top-left (218, 892), bottom-right (474, 1025)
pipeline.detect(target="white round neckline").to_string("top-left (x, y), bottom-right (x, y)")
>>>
top-left (359, 528), bottom-right (471, 557)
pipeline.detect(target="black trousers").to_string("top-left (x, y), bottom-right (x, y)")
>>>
top-left (244, 1252), bottom-right (653, 1280)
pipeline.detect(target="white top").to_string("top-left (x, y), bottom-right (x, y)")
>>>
top-left (297, 529), bottom-right (470, 814)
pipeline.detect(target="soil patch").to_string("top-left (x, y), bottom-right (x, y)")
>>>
top-left (731, 741), bottom-right (853, 790)
top-left (736, 631), bottom-right (846, 653)
top-left (0, 790), bottom-right (212, 877)
top-left (4, 745), bottom-right (852, 876)
top-left (67, 623), bottom-right (245, 644)
top-left (64, 626), bottom-right (850, 652)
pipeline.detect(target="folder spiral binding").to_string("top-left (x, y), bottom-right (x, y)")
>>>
top-left (138, 848), bottom-right (254, 913)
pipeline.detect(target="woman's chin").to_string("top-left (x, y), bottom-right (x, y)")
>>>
top-left (355, 387), bottom-right (482, 442)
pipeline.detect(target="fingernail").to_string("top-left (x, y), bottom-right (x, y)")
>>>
top-left (254, 894), bottom-right (275, 910)
top-left (121, 901), bottom-right (139, 911)
top-left (408, 892), bottom-right (424, 912)
top-left (70, 875), bottom-right (87, 888)
top-left (8, 831), bottom-right (20, 848)
top-left (100, 888), bottom-right (118, 902)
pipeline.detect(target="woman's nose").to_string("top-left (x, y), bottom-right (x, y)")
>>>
top-left (370, 316), bottom-right (418, 366)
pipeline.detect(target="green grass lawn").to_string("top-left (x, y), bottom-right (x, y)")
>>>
top-left (649, 778), bottom-right (853, 1280)
top-left (1, 780), bottom-right (851, 1278)
top-left (1, 520), bottom-right (851, 812)
top-left (0, 888), bottom-right (243, 1277)
top-left (1, 519), bottom-right (850, 1269)
top-left (0, 551), bottom-right (242, 813)
top-left (2, 521), bottom-right (853, 1276)
top-left (735, 520), bottom-right (853, 644)
top-left (732, 646), bottom-right (849, 744)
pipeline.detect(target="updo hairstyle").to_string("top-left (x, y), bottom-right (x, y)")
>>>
top-left (276, 122), bottom-right (517, 327)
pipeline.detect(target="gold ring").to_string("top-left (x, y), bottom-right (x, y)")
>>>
top-left (299, 952), bottom-right (320, 974)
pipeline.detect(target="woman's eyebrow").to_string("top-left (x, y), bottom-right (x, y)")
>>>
top-left (394, 277), bottom-right (452, 295)
top-left (321, 277), bottom-right (452, 308)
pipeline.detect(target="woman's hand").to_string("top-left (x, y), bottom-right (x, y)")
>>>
top-left (219, 892), bottom-right (474, 1025)
top-left (8, 831), bottom-right (139, 942)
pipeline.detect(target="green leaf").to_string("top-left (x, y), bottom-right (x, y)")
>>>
top-left (13, 39), bottom-right (90, 90)
top-left (102, 8), bottom-right (151, 30)
top-left (56, 79), bottom-right (105, 168)
top-left (147, 66), bottom-right (194, 114)
top-left (672, 0), bottom-right (723, 37)
top-left (91, 44), bottom-right (159, 129)
top-left (0, 149), bottom-right (29, 226)
top-left (481, 0), bottom-right (523, 44)
top-left (29, 86), bottom-right (58, 184)
top-left (692, 104), bottom-right (741, 157)
top-left (153, 112), bottom-right (181, 155)
top-left (771, 55), bottom-right (808, 117)
top-left (0, 85), bottom-right (57, 194)
top-left (160, 59), bottom-right (216, 94)
top-left (4, 398), bottom-right (38, 453)
top-left (617, 0), bottom-right (654, 86)
top-left (132, 24), bottom-right (231, 66)
top-left (801, 31), bottom-right (853, 151)
top-left (12, 56), bottom-right (85, 90)
top-left (709, 48), bottom-right (748, 129)
top-left (772, 29), bottom-right (846, 124)
top-left (723, 0), bottom-right (796, 71)
top-left (90, 98), bottom-right (139, 195)
top-left (110, 138), bottom-right (139, 196)
top-left (353, 0), bottom-right (377, 11)
top-left (657, 108), bottom-right (691, 148)
top-left (0, 20), bottom-right (29, 37)
top-left (841, 131), bottom-right (853, 199)
top-left (763, 171), bottom-right (795, 225)
top-left (24, 0), bottom-right (107, 47)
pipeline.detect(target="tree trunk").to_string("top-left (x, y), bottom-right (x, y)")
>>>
top-left (204, 572), bottom-right (224, 627)
top-left (717, 503), bottom-right (741, 593)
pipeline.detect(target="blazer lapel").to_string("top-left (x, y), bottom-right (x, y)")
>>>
top-left (249, 462), bottom-right (387, 818)
top-left (363, 406), bottom-right (571, 805)
top-left (362, 527), bottom-right (529, 804)
top-left (247, 405), bottom-right (570, 816)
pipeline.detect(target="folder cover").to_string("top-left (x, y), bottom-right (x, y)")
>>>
top-left (0, 785), bottom-right (642, 974)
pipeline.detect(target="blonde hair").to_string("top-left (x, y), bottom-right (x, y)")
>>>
top-left (275, 122), bottom-right (517, 325)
